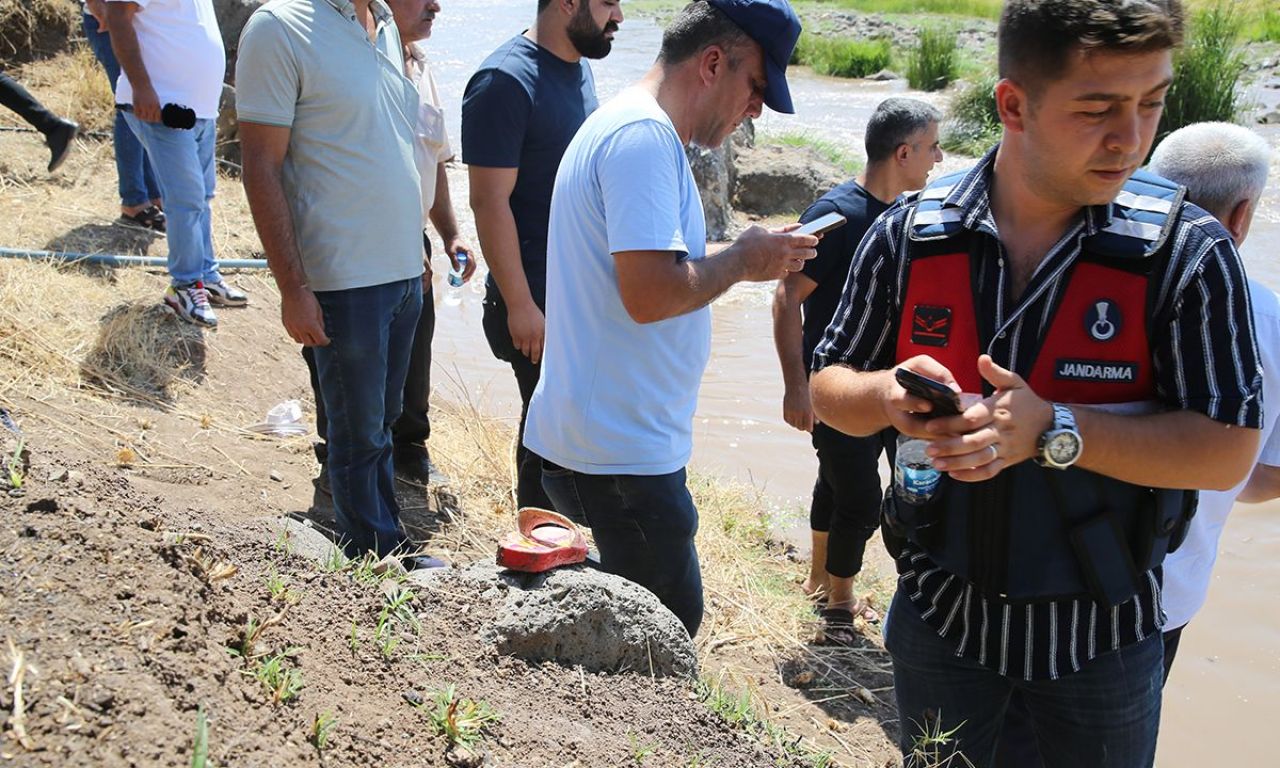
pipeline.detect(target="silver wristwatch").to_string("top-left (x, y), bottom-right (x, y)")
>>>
top-left (1036, 403), bottom-right (1083, 469)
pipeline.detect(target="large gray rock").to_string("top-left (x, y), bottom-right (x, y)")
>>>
top-left (412, 562), bottom-right (698, 678)
top-left (733, 143), bottom-right (845, 216)
top-left (686, 121), bottom-right (755, 241)
top-left (213, 0), bottom-right (264, 76)
top-left (216, 83), bottom-right (240, 171)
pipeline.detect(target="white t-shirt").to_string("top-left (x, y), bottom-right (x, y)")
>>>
top-left (523, 87), bottom-right (710, 476)
top-left (108, 0), bottom-right (226, 118)
top-left (405, 41), bottom-right (452, 219)
top-left (1163, 279), bottom-right (1280, 629)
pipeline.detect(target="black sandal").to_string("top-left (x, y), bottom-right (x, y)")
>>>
top-left (118, 205), bottom-right (166, 234)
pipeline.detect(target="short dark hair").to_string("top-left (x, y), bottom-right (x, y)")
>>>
top-left (998, 0), bottom-right (1184, 92)
top-left (865, 98), bottom-right (942, 163)
top-left (657, 1), bottom-right (752, 66)
top-left (537, 0), bottom-right (553, 13)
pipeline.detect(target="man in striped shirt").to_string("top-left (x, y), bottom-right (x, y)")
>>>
top-left (810, 1), bottom-right (1263, 766)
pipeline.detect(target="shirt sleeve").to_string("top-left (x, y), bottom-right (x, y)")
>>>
top-left (811, 209), bottom-right (906, 373)
top-left (233, 12), bottom-right (300, 128)
top-left (1152, 231), bottom-right (1264, 428)
top-left (461, 69), bottom-right (530, 168)
top-left (597, 120), bottom-right (688, 256)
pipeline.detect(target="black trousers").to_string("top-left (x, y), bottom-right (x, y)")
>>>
top-left (0, 70), bottom-right (61, 136)
top-left (809, 423), bottom-right (888, 578)
top-left (305, 235), bottom-right (436, 462)
top-left (481, 277), bottom-right (554, 510)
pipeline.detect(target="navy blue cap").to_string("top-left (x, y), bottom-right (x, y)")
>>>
top-left (706, 0), bottom-right (801, 114)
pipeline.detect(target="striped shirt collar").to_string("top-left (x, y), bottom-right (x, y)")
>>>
top-left (942, 145), bottom-right (1117, 241)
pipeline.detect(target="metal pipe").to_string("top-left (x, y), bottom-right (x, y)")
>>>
top-left (0, 247), bottom-right (267, 270)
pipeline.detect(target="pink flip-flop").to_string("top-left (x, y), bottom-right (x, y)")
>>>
top-left (496, 508), bottom-right (588, 573)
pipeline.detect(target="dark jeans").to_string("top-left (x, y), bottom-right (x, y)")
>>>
top-left (307, 237), bottom-right (436, 461)
top-left (310, 277), bottom-right (422, 558)
top-left (0, 70), bottom-right (61, 135)
top-left (995, 623), bottom-right (1186, 767)
top-left (886, 591), bottom-right (1163, 768)
top-left (82, 12), bottom-right (160, 207)
top-left (810, 423), bottom-right (886, 578)
top-left (541, 462), bottom-right (704, 637)
top-left (482, 278), bottom-right (553, 509)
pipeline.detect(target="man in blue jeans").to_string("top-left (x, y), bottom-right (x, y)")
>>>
top-left (237, 0), bottom-right (443, 569)
top-left (524, 0), bottom-right (813, 637)
top-left (809, 1), bottom-right (1263, 765)
top-left (107, 0), bottom-right (247, 327)
top-left (83, 0), bottom-right (164, 231)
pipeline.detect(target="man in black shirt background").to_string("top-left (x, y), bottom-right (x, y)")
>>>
top-left (771, 97), bottom-right (941, 643)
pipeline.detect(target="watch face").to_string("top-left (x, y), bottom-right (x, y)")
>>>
top-left (1046, 432), bottom-right (1082, 465)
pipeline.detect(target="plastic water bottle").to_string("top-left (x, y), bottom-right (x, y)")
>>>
top-left (447, 249), bottom-right (468, 288)
top-left (443, 249), bottom-right (468, 307)
top-left (894, 434), bottom-right (940, 505)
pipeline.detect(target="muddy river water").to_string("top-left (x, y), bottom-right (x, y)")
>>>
top-left (424, 5), bottom-right (1278, 763)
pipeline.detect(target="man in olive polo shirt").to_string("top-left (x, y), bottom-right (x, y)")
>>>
top-left (237, 0), bottom-right (443, 568)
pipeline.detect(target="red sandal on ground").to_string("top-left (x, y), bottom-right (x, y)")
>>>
top-left (496, 507), bottom-right (589, 573)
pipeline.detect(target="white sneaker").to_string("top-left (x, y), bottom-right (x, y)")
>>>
top-left (205, 278), bottom-right (248, 307)
top-left (163, 283), bottom-right (218, 327)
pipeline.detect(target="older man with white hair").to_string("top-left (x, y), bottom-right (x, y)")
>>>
top-left (1149, 121), bottom-right (1277, 679)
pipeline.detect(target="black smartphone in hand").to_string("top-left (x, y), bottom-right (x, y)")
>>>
top-left (161, 103), bottom-right (196, 130)
top-left (895, 368), bottom-right (961, 418)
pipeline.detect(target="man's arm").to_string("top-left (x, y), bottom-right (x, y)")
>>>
top-left (1237, 464), bottom-right (1280, 503)
top-left (469, 165), bottom-right (542, 360)
top-left (86, 0), bottom-right (108, 27)
top-left (918, 355), bottom-right (1259, 490)
top-left (239, 122), bottom-right (328, 346)
top-left (429, 162), bottom-right (475, 281)
top-left (105, 2), bottom-right (160, 123)
top-left (772, 273), bottom-right (818, 432)
top-left (614, 226), bottom-right (817, 324)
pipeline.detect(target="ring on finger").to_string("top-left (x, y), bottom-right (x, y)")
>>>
top-left (988, 443), bottom-right (999, 462)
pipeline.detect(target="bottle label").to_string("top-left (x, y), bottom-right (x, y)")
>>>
top-left (896, 462), bottom-right (940, 502)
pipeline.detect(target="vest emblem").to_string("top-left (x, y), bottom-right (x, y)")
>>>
top-left (1085, 299), bottom-right (1121, 342)
top-left (911, 305), bottom-right (951, 347)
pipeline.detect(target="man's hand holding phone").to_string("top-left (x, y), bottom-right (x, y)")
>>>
top-left (885, 356), bottom-right (965, 435)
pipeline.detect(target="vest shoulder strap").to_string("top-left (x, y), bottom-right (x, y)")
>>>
top-left (906, 170), bottom-right (971, 243)
top-left (1084, 170), bottom-right (1186, 260)
top-left (906, 168), bottom-right (1186, 262)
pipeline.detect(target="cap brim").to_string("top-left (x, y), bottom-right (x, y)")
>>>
top-left (763, 55), bottom-right (794, 114)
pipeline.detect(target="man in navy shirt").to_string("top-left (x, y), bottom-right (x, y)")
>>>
top-left (462, 0), bottom-right (623, 510)
top-left (771, 97), bottom-right (941, 644)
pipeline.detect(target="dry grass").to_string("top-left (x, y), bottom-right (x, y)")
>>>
top-left (0, 0), bottom-right (77, 62)
top-left (12, 44), bottom-right (117, 134)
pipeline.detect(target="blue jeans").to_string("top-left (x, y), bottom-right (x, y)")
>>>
top-left (82, 13), bottom-right (160, 207)
top-left (884, 591), bottom-right (1163, 768)
top-left (121, 112), bottom-right (218, 286)
top-left (541, 463), bottom-right (704, 637)
top-left (312, 278), bottom-right (422, 559)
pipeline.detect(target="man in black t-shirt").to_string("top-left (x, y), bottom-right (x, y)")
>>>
top-left (771, 98), bottom-right (942, 643)
top-left (462, 0), bottom-right (623, 510)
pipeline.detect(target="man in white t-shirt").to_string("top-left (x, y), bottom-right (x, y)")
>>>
top-left (107, 0), bottom-right (246, 327)
top-left (1149, 122), bottom-right (1278, 679)
top-left (523, 0), bottom-right (814, 637)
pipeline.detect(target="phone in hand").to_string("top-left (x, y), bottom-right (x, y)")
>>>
top-left (796, 212), bottom-right (847, 236)
top-left (161, 103), bottom-right (197, 130)
top-left (895, 367), bottom-right (961, 418)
